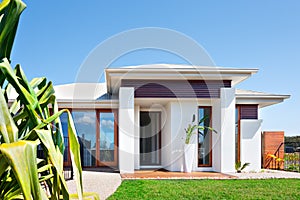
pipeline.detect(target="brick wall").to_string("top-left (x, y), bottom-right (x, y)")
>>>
top-left (261, 131), bottom-right (284, 169)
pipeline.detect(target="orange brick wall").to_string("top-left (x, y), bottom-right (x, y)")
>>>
top-left (261, 131), bottom-right (284, 169)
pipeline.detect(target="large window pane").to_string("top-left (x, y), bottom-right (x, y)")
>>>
top-left (99, 112), bottom-right (115, 162)
top-left (73, 111), bottom-right (96, 167)
top-left (198, 107), bottom-right (212, 166)
top-left (60, 112), bottom-right (69, 163)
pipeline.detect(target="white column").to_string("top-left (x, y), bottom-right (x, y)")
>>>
top-left (220, 88), bottom-right (236, 173)
top-left (134, 105), bottom-right (140, 169)
top-left (118, 87), bottom-right (135, 173)
top-left (240, 119), bottom-right (263, 172)
top-left (212, 99), bottom-right (221, 172)
top-left (162, 103), bottom-right (172, 171)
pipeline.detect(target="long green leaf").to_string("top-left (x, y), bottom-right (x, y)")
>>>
top-left (15, 64), bottom-right (45, 117)
top-left (34, 129), bottom-right (70, 199)
top-left (0, 58), bottom-right (41, 127)
top-left (0, 140), bottom-right (46, 200)
top-left (67, 110), bottom-right (83, 200)
top-left (0, 84), bottom-right (18, 143)
top-left (30, 77), bottom-right (47, 90)
top-left (34, 110), bottom-right (84, 199)
top-left (0, 0), bottom-right (26, 61)
top-left (0, 154), bottom-right (8, 178)
top-left (70, 192), bottom-right (100, 200)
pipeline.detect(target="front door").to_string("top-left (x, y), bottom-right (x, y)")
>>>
top-left (140, 111), bottom-right (161, 166)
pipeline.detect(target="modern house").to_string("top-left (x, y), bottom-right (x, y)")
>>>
top-left (55, 64), bottom-right (289, 173)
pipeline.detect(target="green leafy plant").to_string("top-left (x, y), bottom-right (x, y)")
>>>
top-left (235, 161), bottom-right (250, 173)
top-left (0, 0), bottom-right (99, 199)
top-left (184, 114), bottom-right (216, 144)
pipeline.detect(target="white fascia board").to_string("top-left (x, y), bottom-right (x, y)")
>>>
top-left (106, 68), bottom-right (258, 93)
top-left (236, 95), bottom-right (290, 108)
top-left (105, 68), bottom-right (258, 74)
top-left (57, 100), bottom-right (119, 109)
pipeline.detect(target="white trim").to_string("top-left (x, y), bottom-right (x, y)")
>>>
top-left (139, 165), bottom-right (163, 169)
top-left (57, 100), bottom-right (119, 109)
top-left (106, 64), bottom-right (258, 94)
top-left (139, 108), bottom-right (164, 112)
top-left (195, 167), bottom-right (214, 172)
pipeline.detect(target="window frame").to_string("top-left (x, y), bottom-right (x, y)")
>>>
top-left (235, 106), bottom-right (241, 163)
top-left (198, 106), bottom-right (213, 167)
top-left (96, 109), bottom-right (119, 167)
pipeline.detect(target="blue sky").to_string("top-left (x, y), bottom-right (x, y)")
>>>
top-left (11, 1), bottom-right (300, 136)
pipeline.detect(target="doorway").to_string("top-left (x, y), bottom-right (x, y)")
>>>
top-left (140, 111), bottom-right (161, 166)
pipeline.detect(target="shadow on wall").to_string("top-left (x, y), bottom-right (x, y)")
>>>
top-left (242, 119), bottom-right (263, 139)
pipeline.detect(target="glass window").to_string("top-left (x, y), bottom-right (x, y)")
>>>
top-left (99, 112), bottom-right (115, 162)
top-left (72, 110), bottom-right (96, 167)
top-left (198, 107), bottom-right (212, 166)
top-left (60, 112), bottom-right (69, 163)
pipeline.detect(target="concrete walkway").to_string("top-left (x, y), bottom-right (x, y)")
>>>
top-left (67, 171), bottom-right (121, 200)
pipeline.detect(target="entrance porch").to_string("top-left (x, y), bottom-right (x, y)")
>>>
top-left (121, 169), bottom-right (232, 179)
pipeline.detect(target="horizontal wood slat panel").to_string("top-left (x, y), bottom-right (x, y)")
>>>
top-left (239, 105), bottom-right (258, 119)
top-left (121, 80), bottom-right (231, 98)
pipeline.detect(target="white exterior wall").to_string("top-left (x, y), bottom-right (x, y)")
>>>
top-left (134, 105), bottom-right (140, 169)
top-left (219, 88), bottom-right (236, 173)
top-left (118, 87), bottom-right (260, 173)
top-left (161, 103), bottom-right (172, 170)
top-left (168, 100), bottom-right (198, 171)
top-left (212, 99), bottom-right (221, 172)
top-left (240, 119), bottom-right (263, 172)
top-left (118, 87), bottom-right (135, 173)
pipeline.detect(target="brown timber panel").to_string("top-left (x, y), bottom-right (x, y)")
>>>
top-left (121, 80), bottom-right (231, 98)
top-left (240, 105), bottom-right (258, 119)
top-left (261, 131), bottom-right (284, 169)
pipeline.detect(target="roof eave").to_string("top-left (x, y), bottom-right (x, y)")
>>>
top-left (105, 68), bottom-right (259, 93)
top-left (236, 94), bottom-right (290, 108)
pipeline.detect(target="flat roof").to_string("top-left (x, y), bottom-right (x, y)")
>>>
top-left (236, 89), bottom-right (290, 108)
top-left (105, 64), bottom-right (258, 94)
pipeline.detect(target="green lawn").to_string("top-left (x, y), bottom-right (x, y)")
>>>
top-left (108, 179), bottom-right (300, 200)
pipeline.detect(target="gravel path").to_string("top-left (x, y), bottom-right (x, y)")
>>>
top-left (67, 171), bottom-right (121, 200)
top-left (226, 169), bottom-right (300, 179)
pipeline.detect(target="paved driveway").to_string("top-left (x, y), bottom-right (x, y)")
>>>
top-left (67, 171), bottom-right (121, 199)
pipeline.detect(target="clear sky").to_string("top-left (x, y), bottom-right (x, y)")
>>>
top-left (11, 0), bottom-right (300, 136)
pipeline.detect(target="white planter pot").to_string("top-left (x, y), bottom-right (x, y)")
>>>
top-left (184, 144), bottom-right (196, 173)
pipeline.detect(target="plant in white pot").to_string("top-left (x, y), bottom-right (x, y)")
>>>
top-left (184, 114), bottom-right (216, 172)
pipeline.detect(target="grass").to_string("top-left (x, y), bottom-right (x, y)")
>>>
top-left (108, 179), bottom-right (300, 200)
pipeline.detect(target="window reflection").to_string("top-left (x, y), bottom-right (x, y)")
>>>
top-left (72, 111), bottom-right (96, 167)
top-left (60, 112), bottom-right (69, 163)
top-left (99, 112), bottom-right (115, 162)
top-left (198, 107), bottom-right (212, 166)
